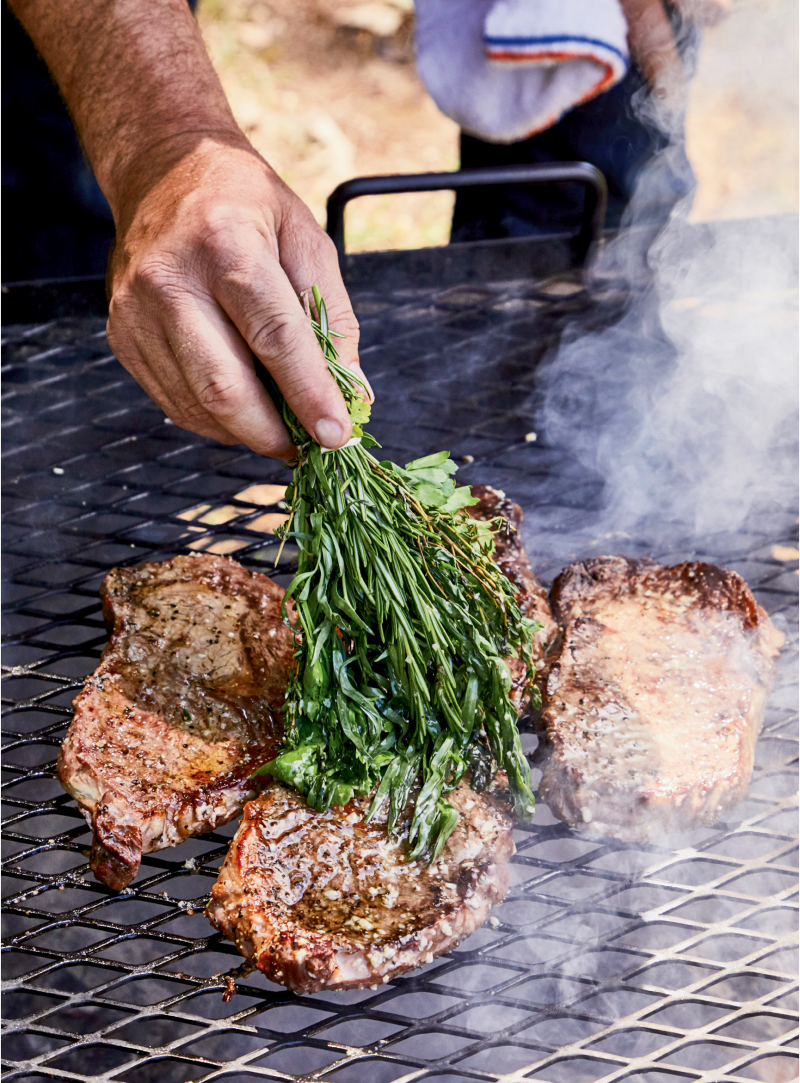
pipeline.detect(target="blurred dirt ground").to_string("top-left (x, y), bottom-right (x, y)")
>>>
top-left (198, 0), bottom-right (798, 253)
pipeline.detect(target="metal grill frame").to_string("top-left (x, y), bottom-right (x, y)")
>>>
top-left (2, 261), bottom-right (798, 1083)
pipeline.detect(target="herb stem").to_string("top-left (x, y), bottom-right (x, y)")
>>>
top-left (257, 289), bottom-right (538, 855)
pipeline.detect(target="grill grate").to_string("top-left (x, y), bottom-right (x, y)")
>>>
top-left (2, 265), bottom-right (797, 1083)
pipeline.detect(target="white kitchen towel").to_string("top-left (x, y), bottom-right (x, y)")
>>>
top-left (415, 0), bottom-right (630, 144)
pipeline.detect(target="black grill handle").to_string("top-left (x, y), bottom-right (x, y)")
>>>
top-left (326, 162), bottom-right (608, 266)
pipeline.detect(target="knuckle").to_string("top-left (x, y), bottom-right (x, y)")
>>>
top-left (159, 392), bottom-right (195, 429)
top-left (196, 209), bottom-right (265, 271)
top-left (194, 372), bottom-right (247, 418)
top-left (339, 312), bottom-right (360, 347)
top-left (202, 203), bottom-right (249, 239)
top-left (278, 373), bottom-right (328, 411)
top-left (311, 230), bottom-right (339, 268)
top-left (249, 311), bottom-right (309, 364)
top-left (131, 255), bottom-right (182, 300)
top-left (106, 316), bottom-right (139, 371)
top-left (165, 409), bottom-right (194, 432)
top-left (106, 288), bottom-right (133, 340)
top-left (168, 387), bottom-right (211, 425)
top-left (251, 430), bottom-right (295, 459)
top-left (167, 395), bottom-right (227, 435)
top-left (196, 216), bottom-right (238, 264)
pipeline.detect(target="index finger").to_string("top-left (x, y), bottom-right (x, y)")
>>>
top-left (209, 234), bottom-right (354, 451)
top-left (166, 293), bottom-right (299, 459)
top-left (276, 211), bottom-right (373, 402)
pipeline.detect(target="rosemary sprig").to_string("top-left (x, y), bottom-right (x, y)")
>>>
top-left (255, 287), bottom-right (539, 859)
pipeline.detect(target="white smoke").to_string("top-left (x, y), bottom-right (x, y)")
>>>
top-left (524, 166), bottom-right (798, 563)
top-left (539, 218), bottom-right (800, 545)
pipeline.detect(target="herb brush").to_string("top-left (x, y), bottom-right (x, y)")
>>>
top-left (256, 287), bottom-right (540, 860)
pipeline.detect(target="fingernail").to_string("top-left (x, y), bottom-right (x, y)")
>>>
top-left (315, 417), bottom-right (345, 449)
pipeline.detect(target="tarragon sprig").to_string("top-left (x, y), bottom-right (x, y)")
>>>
top-left (256, 287), bottom-right (539, 859)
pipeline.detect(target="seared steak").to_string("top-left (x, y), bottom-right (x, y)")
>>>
top-left (58, 485), bottom-right (552, 894)
top-left (207, 486), bottom-right (554, 990)
top-left (538, 557), bottom-right (784, 839)
top-left (206, 773), bottom-right (513, 993)
top-left (58, 554), bottom-right (295, 889)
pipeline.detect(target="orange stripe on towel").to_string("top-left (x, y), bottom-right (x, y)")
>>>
top-left (487, 53), bottom-right (616, 97)
top-left (482, 55), bottom-right (617, 140)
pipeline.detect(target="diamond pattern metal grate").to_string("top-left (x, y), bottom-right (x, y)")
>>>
top-left (2, 268), bottom-right (797, 1083)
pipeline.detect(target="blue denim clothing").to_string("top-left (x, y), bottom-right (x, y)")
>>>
top-left (2, 0), bottom-right (695, 280)
top-left (451, 13), bottom-right (700, 242)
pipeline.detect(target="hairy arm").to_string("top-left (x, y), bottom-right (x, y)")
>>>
top-left (8, 0), bottom-right (363, 456)
top-left (620, 0), bottom-right (730, 116)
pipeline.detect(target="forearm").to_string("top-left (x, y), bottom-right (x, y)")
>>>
top-left (10, 0), bottom-right (363, 463)
top-left (7, 0), bottom-right (244, 219)
top-left (620, 0), bottom-right (683, 100)
top-left (620, 0), bottom-right (728, 109)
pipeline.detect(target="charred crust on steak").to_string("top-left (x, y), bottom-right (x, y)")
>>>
top-left (58, 553), bottom-right (295, 889)
top-left (468, 484), bottom-right (558, 666)
top-left (90, 794), bottom-right (144, 892)
top-left (206, 773), bottom-right (514, 993)
top-left (539, 556), bottom-right (784, 840)
top-left (207, 491), bottom-right (556, 991)
top-left (550, 555), bottom-right (765, 630)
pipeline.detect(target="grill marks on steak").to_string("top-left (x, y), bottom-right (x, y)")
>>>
top-left (206, 774), bottom-right (513, 993)
top-left (539, 557), bottom-right (784, 839)
top-left (58, 554), bottom-right (295, 889)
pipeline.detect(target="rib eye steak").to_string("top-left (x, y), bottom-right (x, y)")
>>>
top-left (538, 557), bottom-right (784, 839)
top-left (58, 554), bottom-right (295, 889)
top-left (206, 773), bottom-right (513, 993)
top-left (58, 486), bottom-right (552, 894)
top-left (206, 486), bottom-right (556, 990)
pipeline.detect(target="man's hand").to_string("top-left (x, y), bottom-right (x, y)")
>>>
top-left (9, 0), bottom-right (363, 458)
top-left (108, 137), bottom-right (361, 458)
top-left (673, 0), bottom-right (731, 28)
top-left (621, 0), bottom-right (731, 115)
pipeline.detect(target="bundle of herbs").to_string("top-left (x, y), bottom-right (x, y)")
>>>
top-left (257, 288), bottom-right (540, 859)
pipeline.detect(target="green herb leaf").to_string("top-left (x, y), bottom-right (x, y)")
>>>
top-left (259, 287), bottom-right (537, 859)
top-left (405, 450), bottom-right (455, 472)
